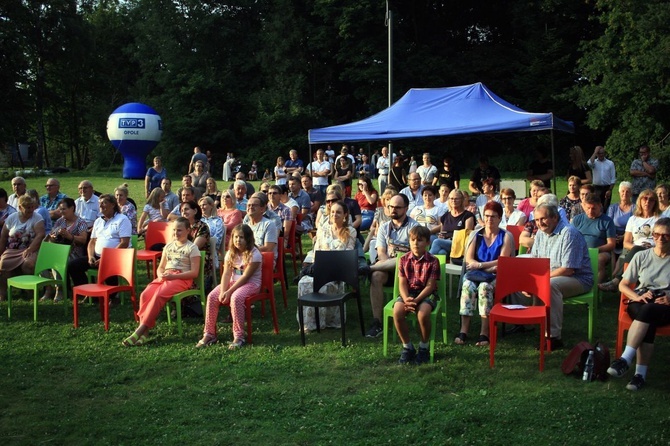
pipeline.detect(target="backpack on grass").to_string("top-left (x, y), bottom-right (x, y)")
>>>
top-left (561, 341), bottom-right (610, 381)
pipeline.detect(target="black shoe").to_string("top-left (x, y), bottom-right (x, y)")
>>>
top-left (505, 325), bottom-right (531, 335)
top-left (357, 264), bottom-right (371, 278)
top-left (398, 347), bottom-right (416, 364)
top-left (365, 319), bottom-right (382, 338)
top-left (626, 373), bottom-right (645, 391)
top-left (414, 347), bottom-right (430, 365)
top-left (607, 357), bottom-right (630, 378)
top-left (537, 337), bottom-right (563, 351)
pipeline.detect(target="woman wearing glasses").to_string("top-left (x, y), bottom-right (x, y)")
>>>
top-left (498, 188), bottom-right (526, 229)
top-left (600, 189), bottom-right (660, 292)
top-left (607, 217), bottom-right (670, 391)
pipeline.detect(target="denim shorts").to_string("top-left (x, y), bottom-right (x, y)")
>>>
top-left (394, 295), bottom-right (436, 311)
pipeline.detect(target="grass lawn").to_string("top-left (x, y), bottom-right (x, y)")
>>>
top-left (0, 172), bottom-right (665, 445)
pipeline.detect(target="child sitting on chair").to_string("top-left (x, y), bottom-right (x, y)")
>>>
top-left (393, 225), bottom-right (440, 365)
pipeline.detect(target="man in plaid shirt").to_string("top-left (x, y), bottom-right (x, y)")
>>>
top-left (394, 225), bottom-right (440, 364)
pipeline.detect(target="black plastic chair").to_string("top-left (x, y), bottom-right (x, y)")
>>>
top-left (297, 250), bottom-right (364, 347)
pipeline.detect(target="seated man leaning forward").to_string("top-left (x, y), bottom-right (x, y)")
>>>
top-left (514, 203), bottom-right (592, 349)
top-left (393, 225), bottom-right (439, 365)
top-left (571, 192), bottom-right (616, 283)
top-left (361, 193), bottom-right (418, 338)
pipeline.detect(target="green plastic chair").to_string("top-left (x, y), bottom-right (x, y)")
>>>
top-left (382, 254), bottom-right (448, 363)
top-left (7, 242), bottom-right (71, 321)
top-left (564, 247), bottom-right (599, 343)
top-left (165, 251), bottom-right (206, 336)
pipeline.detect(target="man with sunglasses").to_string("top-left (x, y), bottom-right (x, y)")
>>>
top-left (361, 193), bottom-right (418, 338)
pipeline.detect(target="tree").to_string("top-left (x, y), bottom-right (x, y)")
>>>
top-left (574, 0), bottom-right (670, 174)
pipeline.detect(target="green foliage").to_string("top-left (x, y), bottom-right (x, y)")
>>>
top-left (574, 0), bottom-right (670, 175)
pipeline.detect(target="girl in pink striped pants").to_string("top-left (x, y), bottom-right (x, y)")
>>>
top-left (197, 224), bottom-right (262, 349)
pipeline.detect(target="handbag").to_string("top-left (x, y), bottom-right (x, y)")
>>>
top-left (463, 269), bottom-right (496, 284)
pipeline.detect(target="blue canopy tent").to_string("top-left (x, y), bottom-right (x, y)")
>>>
top-left (307, 82), bottom-right (574, 191)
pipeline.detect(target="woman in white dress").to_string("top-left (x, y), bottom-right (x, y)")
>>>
top-left (498, 188), bottom-right (526, 229)
top-left (297, 201), bottom-right (356, 332)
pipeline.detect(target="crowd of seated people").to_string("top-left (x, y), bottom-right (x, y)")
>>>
top-left (4, 142), bottom-right (669, 389)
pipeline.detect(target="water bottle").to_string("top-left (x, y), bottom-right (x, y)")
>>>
top-left (582, 350), bottom-right (594, 381)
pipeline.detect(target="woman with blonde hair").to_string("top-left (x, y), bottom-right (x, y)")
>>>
top-left (274, 156), bottom-right (287, 186)
top-left (205, 177), bottom-right (222, 208)
top-left (138, 187), bottom-right (169, 234)
top-left (601, 189), bottom-right (660, 292)
top-left (559, 175), bottom-right (583, 220)
top-left (217, 189), bottom-right (244, 248)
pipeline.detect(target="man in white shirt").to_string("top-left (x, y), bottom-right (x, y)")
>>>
top-left (8, 176), bottom-right (26, 209)
top-left (376, 146), bottom-right (393, 193)
top-left (307, 149), bottom-right (331, 195)
top-left (75, 180), bottom-right (100, 229)
top-left (416, 153), bottom-right (438, 186)
top-left (588, 145), bottom-right (617, 209)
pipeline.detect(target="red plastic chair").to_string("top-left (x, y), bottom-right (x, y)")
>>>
top-left (489, 256), bottom-right (551, 371)
top-left (136, 221), bottom-right (171, 279)
top-left (73, 248), bottom-right (137, 331)
top-left (285, 220), bottom-right (299, 275)
top-left (294, 213), bottom-right (305, 257)
top-left (273, 236), bottom-right (288, 308)
top-left (223, 251), bottom-right (279, 344)
top-left (504, 225), bottom-right (524, 251)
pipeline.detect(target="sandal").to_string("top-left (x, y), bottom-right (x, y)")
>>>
top-left (122, 332), bottom-right (141, 347)
top-left (134, 334), bottom-right (149, 346)
top-left (475, 335), bottom-right (490, 346)
top-left (195, 335), bottom-right (218, 348)
top-left (228, 339), bottom-right (247, 350)
top-left (454, 332), bottom-right (468, 345)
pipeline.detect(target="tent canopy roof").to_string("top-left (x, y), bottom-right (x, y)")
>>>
top-left (308, 82), bottom-right (574, 144)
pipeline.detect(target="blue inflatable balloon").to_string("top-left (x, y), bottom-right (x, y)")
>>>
top-left (106, 103), bottom-right (163, 179)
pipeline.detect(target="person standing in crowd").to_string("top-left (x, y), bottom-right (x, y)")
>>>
top-left (416, 153), bottom-right (438, 186)
top-left (284, 149), bottom-right (304, 177)
top-left (307, 149), bottom-right (331, 196)
top-left (145, 156), bottom-right (167, 198)
top-left (189, 146), bottom-right (209, 173)
top-left (189, 160), bottom-right (210, 196)
top-left (469, 156), bottom-right (501, 194)
top-left (437, 156), bottom-right (460, 191)
top-left (376, 146), bottom-right (393, 193)
top-left (526, 147), bottom-right (554, 190)
top-left (588, 145), bottom-right (616, 208)
top-left (566, 145), bottom-right (592, 185)
top-left (274, 156), bottom-right (288, 186)
top-left (630, 145), bottom-right (659, 202)
top-left (388, 155), bottom-right (407, 192)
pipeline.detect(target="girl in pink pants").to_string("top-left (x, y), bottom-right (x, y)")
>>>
top-left (197, 224), bottom-right (262, 349)
top-left (123, 217), bottom-right (201, 346)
